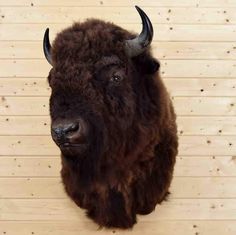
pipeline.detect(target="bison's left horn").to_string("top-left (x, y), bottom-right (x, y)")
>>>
top-left (43, 28), bottom-right (53, 65)
top-left (125, 6), bottom-right (153, 57)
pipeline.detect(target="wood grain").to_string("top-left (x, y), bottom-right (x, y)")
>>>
top-left (0, 177), bottom-right (235, 199)
top-left (1, 198), bottom-right (236, 220)
top-left (1, 42), bottom-right (236, 60)
top-left (1, 78), bottom-right (236, 96)
top-left (0, 1), bottom-right (235, 234)
top-left (1, 24), bottom-right (236, 41)
top-left (1, 0), bottom-right (236, 7)
top-left (0, 136), bottom-right (235, 156)
top-left (1, 156), bottom-right (235, 177)
top-left (1, 59), bottom-right (236, 78)
top-left (0, 221), bottom-right (235, 235)
top-left (1, 97), bottom-right (236, 116)
top-left (1, 7), bottom-right (236, 24)
top-left (1, 116), bottom-right (236, 135)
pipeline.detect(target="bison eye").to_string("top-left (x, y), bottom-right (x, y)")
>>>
top-left (110, 75), bottom-right (123, 84)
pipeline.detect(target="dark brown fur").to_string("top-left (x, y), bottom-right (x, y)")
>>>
top-left (48, 19), bottom-right (178, 228)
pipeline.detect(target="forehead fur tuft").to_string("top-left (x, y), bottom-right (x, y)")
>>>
top-left (52, 19), bottom-right (136, 66)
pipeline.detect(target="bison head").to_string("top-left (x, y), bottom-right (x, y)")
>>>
top-left (43, 6), bottom-right (160, 180)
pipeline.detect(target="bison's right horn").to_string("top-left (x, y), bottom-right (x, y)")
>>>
top-left (125, 6), bottom-right (153, 58)
top-left (43, 28), bottom-right (53, 66)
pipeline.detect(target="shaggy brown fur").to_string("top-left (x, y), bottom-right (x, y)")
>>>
top-left (47, 19), bottom-right (178, 228)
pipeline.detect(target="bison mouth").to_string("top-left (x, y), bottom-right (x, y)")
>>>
top-left (59, 143), bottom-right (86, 148)
top-left (58, 142), bottom-right (89, 156)
top-left (59, 142), bottom-right (88, 150)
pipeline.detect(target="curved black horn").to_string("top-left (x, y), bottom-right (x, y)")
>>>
top-left (125, 6), bottom-right (153, 57)
top-left (43, 28), bottom-right (53, 65)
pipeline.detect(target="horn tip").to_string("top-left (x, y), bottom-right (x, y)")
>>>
top-left (43, 27), bottom-right (53, 66)
top-left (45, 28), bottom-right (49, 34)
top-left (135, 5), bottom-right (142, 12)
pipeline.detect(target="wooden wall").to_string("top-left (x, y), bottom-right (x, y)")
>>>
top-left (0, 0), bottom-right (236, 234)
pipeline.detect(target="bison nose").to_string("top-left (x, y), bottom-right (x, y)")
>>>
top-left (51, 122), bottom-right (82, 145)
top-left (52, 123), bottom-right (79, 137)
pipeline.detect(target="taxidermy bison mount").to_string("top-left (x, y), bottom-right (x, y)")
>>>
top-left (43, 6), bottom-right (178, 228)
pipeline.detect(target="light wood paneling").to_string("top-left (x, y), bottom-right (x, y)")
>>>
top-left (0, 156), bottom-right (61, 176)
top-left (177, 117), bottom-right (236, 135)
top-left (0, 1), bottom-right (235, 234)
top-left (1, 221), bottom-right (236, 235)
top-left (1, 7), bottom-right (236, 24)
top-left (1, 198), bottom-right (236, 220)
top-left (0, 221), bottom-right (235, 235)
top-left (175, 156), bottom-right (236, 176)
top-left (1, 78), bottom-right (236, 97)
top-left (0, 116), bottom-right (51, 135)
top-left (1, 24), bottom-right (236, 41)
top-left (0, 78), bottom-right (50, 96)
top-left (1, 0), bottom-right (236, 7)
top-left (1, 97), bottom-right (236, 116)
top-left (0, 136), bottom-right (60, 156)
top-left (179, 136), bottom-right (236, 155)
top-left (165, 79), bottom-right (236, 96)
top-left (1, 116), bottom-right (236, 135)
top-left (1, 42), bottom-right (236, 60)
top-left (0, 136), bottom-right (235, 156)
top-left (1, 156), bottom-right (235, 177)
top-left (0, 177), bottom-right (235, 199)
top-left (1, 59), bottom-right (236, 78)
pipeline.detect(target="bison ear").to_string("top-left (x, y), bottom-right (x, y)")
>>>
top-left (133, 56), bottom-right (160, 75)
top-left (144, 58), bottom-right (160, 74)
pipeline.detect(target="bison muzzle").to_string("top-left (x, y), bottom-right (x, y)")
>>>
top-left (43, 6), bottom-right (178, 228)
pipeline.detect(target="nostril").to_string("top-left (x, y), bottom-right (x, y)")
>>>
top-left (65, 123), bottom-right (79, 134)
top-left (52, 127), bottom-right (62, 135)
top-left (51, 127), bottom-right (64, 142)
